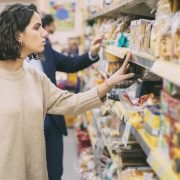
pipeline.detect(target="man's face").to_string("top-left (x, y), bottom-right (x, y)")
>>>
top-left (45, 21), bottom-right (56, 34)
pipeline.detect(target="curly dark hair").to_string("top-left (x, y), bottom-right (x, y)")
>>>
top-left (0, 3), bottom-right (41, 60)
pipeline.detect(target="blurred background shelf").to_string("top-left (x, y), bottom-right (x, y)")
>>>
top-left (86, 0), bottom-right (155, 22)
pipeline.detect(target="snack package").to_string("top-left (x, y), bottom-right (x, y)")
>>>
top-left (150, 15), bottom-right (172, 58)
top-left (156, 0), bottom-right (171, 18)
top-left (114, 32), bottom-right (129, 47)
top-left (158, 114), bottom-right (171, 159)
top-left (161, 91), bottom-right (180, 120)
top-left (169, 0), bottom-right (180, 12)
top-left (163, 79), bottom-right (180, 97)
top-left (159, 90), bottom-right (180, 173)
top-left (130, 19), bottom-right (153, 53)
top-left (171, 12), bottom-right (180, 63)
top-left (144, 105), bottom-right (161, 130)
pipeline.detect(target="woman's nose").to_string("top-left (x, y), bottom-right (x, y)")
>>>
top-left (41, 28), bottom-right (48, 38)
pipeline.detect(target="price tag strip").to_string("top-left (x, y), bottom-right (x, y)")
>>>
top-left (122, 121), bottom-right (132, 147)
top-left (147, 150), bottom-right (179, 180)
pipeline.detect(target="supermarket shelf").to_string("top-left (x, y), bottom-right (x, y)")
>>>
top-left (87, 125), bottom-right (97, 150)
top-left (131, 50), bottom-right (156, 69)
top-left (151, 60), bottom-right (180, 87)
top-left (110, 100), bottom-right (154, 155)
top-left (86, 0), bottom-right (154, 21)
top-left (109, 100), bottom-right (180, 179)
top-left (102, 136), bottom-right (122, 168)
top-left (110, 100), bottom-right (128, 120)
top-left (104, 46), bottom-right (156, 69)
top-left (104, 46), bottom-right (180, 86)
top-left (131, 127), bottom-right (154, 156)
top-left (105, 46), bottom-right (129, 59)
top-left (147, 150), bottom-right (180, 180)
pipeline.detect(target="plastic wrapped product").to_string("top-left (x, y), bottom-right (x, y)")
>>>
top-left (171, 12), bottom-right (180, 63)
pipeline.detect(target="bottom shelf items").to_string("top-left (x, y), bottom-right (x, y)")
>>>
top-left (147, 150), bottom-right (180, 180)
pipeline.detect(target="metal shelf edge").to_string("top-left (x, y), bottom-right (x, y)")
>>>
top-left (151, 60), bottom-right (180, 87)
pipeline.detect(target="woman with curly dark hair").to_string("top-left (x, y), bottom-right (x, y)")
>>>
top-left (0, 3), bottom-right (134, 180)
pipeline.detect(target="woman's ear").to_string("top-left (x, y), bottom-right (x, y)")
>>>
top-left (16, 32), bottom-right (23, 46)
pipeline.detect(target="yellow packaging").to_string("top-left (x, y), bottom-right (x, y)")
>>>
top-left (104, 52), bottom-right (119, 62)
top-left (144, 107), bottom-right (151, 123)
top-left (145, 130), bottom-right (158, 146)
top-left (86, 111), bottom-right (92, 124)
top-left (160, 33), bottom-right (172, 61)
top-left (151, 112), bottom-right (161, 129)
top-left (144, 106), bottom-right (161, 129)
top-left (129, 112), bottom-right (143, 128)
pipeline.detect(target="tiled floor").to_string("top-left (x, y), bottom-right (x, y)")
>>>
top-left (62, 129), bottom-right (79, 180)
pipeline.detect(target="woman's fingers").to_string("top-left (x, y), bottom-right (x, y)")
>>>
top-left (120, 73), bottom-right (134, 81)
top-left (125, 64), bottom-right (130, 73)
top-left (92, 34), bottom-right (104, 44)
top-left (122, 52), bottom-right (132, 69)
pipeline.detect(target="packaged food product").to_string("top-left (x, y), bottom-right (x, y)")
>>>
top-left (144, 105), bottom-right (161, 130)
top-left (171, 12), bottom-right (180, 63)
top-left (156, 0), bottom-right (171, 17)
top-left (161, 91), bottom-right (180, 120)
top-left (114, 32), bottom-right (129, 47)
top-left (128, 112), bottom-right (143, 128)
top-left (130, 19), bottom-right (153, 53)
top-left (145, 130), bottom-right (159, 146)
top-left (163, 79), bottom-right (180, 97)
top-left (104, 52), bottom-right (119, 62)
top-left (107, 61), bottom-right (122, 75)
top-left (159, 89), bottom-right (180, 173)
top-left (169, 0), bottom-right (180, 12)
top-left (158, 114), bottom-right (171, 159)
top-left (122, 167), bottom-right (157, 180)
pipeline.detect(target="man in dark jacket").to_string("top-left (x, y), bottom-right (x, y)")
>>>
top-left (41, 15), bottom-right (103, 180)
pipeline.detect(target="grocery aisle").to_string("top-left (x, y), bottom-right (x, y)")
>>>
top-left (62, 129), bottom-right (79, 180)
top-left (0, 1), bottom-right (179, 180)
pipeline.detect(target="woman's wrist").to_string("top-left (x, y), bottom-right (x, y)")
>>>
top-left (105, 79), bottom-right (113, 92)
top-left (97, 79), bottom-right (114, 99)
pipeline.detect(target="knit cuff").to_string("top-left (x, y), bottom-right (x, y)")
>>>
top-left (74, 87), bottom-right (106, 115)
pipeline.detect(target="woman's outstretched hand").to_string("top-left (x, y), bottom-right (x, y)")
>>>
top-left (98, 53), bottom-right (134, 99)
top-left (106, 53), bottom-right (134, 88)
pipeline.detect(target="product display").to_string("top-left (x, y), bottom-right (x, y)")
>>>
top-left (130, 19), bottom-right (153, 53)
top-left (0, 0), bottom-right (179, 180)
top-left (144, 105), bottom-right (161, 146)
top-left (78, 0), bottom-right (180, 179)
top-left (159, 88), bottom-right (180, 173)
top-left (122, 167), bottom-right (158, 180)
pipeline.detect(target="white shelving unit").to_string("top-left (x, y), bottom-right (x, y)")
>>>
top-left (84, 1), bottom-right (180, 180)
top-left (104, 46), bottom-right (180, 86)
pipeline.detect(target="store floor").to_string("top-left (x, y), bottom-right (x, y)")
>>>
top-left (62, 129), bottom-right (79, 180)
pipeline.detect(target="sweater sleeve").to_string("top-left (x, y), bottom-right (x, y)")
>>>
top-left (42, 74), bottom-right (103, 116)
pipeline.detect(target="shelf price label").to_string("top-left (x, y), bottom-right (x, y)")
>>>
top-left (122, 121), bottom-right (131, 147)
top-left (147, 151), bottom-right (177, 180)
top-left (114, 106), bottom-right (124, 120)
top-left (147, 152), bottom-right (159, 173)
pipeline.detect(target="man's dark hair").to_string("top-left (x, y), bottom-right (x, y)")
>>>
top-left (42, 14), bottom-right (54, 28)
top-left (0, 3), bottom-right (40, 60)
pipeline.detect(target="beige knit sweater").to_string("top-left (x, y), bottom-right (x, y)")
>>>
top-left (0, 65), bottom-right (103, 180)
